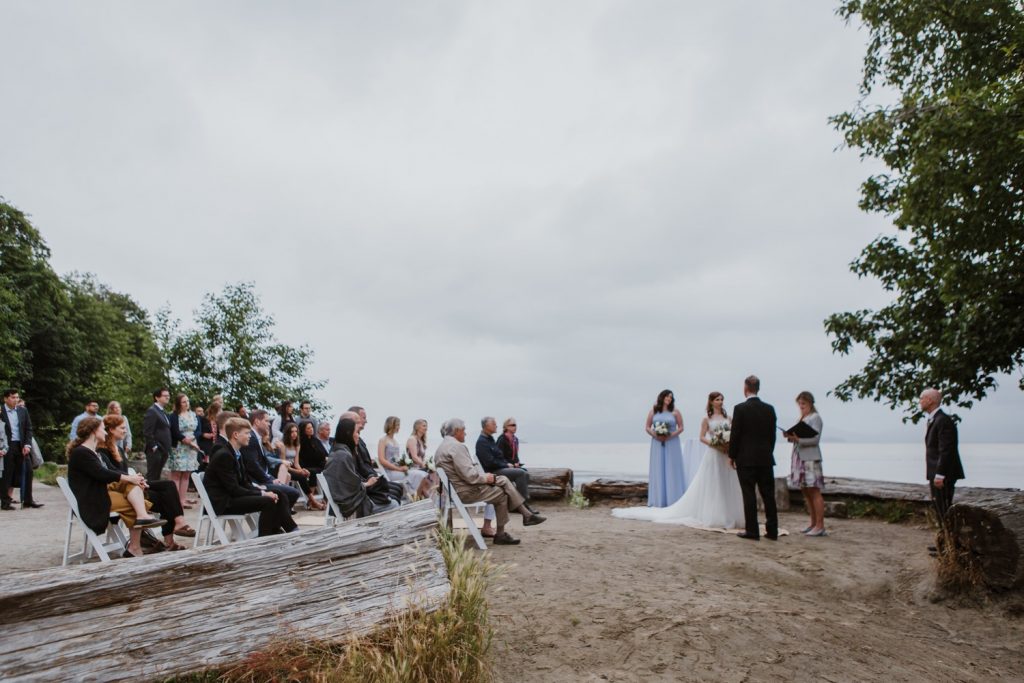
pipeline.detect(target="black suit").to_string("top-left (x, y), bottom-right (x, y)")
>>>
top-left (143, 403), bottom-right (172, 481)
top-left (925, 410), bottom-right (965, 528)
top-left (204, 442), bottom-right (296, 536)
top-left (728, 396), bottom-right (778, 539)
top-left (239, 432), bottom-right (299, 506)
top-left (1, 404), bottom-right (34, 506)
top-left (67, 445), bottom-right (122, 534)
top-left (476, 433), bottom-right (531, 503)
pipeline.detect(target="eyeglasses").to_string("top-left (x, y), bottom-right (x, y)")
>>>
top-left (508, 424), bottom-right (517, 427)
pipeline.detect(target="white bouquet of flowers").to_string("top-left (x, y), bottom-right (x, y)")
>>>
top-left (709, 422), bottom-right (731, 452)
top-left (397, 451), bottom-right (415, 468)
top-left (652, 421), bottom-right (671, 437)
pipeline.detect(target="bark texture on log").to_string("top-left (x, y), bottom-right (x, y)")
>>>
top-left (0, 500), bottom-right (447, 683)
top-left (581, 479), bottom-right (648, 501)
top-left (789, 476), bottom-right (1021, 506)
top-left (527, 468), bottom-right (573, 499)
top-left (947, 492), bottom-right (1024, 590)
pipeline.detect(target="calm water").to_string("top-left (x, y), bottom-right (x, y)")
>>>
top-left (521, 442), bottom-right (1024, 489)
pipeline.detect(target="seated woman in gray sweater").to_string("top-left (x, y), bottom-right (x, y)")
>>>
top-left (323, 417), bottom-right (398, 519)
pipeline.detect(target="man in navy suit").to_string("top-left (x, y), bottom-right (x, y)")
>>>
top-left (143, 387), bottom-right (173, 482)
top-left (2, 389), bottom-right (40, 509)
top-left (728, 375), bottom-right (778, 541)
top-left (241, 409), bottom-right (299, 507)
top-left (919, 388), bottom-right (965, 531)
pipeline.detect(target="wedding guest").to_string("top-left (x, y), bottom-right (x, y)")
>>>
top-left (240, 409), bottom-right (300, 508)
top-left (645, 389), bottom-right (686, 507)
top-left (323, 417), bottom-right (399, 518)
top-left (299, 421), bottom-right (327, 478)
top-left (477, 417), bottom-right (536, 514)
top-left (334, 410), bottom-right (402, 508)
top-left (297, 401), bottom-right (318, 432)
top-left (2, 389), bottom-right (40, 509)
top-left (204, 417), bottom-right (297, 536)
top-left (785, 391), bottom-right (826, 537)
top-left (271, 401), bottom-right (296, 442)
top-left (106, 401), bottom-right (133, 456)
top-left (406, 419), bottom-right (437, 498)
top-left (434, 418), bottom-right (545, 545)
top-left (315, 421), bottom-right (333, 457)
top-left (67, 417), bottom-right (162, 557)
top-left (498, 418), bottom-right (524, 468)
top-left (277, 422), bottom-right (319, 506)
top-left (236, 405), bottom-right (249, 420)
top-left (99, 414), bottom-right (194, 550)
top-left (345, 406), bottom-right (405, 502)
top-left (70, 400), bottom-right (101, 439)
top-left (143, 387), bottom-right (172, 482)
top-left (167, 394), bottom-right (201, 508)
top-left (200, 400), bottom-right (222, 458)
top-left (919, 388), bottom-right (965, 532)
top-left (378, 416), bottom-right (427, 497)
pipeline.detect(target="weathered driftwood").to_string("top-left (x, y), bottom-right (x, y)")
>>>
top-left (527, 467), bottom-right (573, 499)
top-left (824, 501), bottom-right (849, 519)
top-left (946, 491), bottom-right (1024, 590)
top-left (581, 479), bottom-right (649, 502)
top-left (788, 476), bottom-right (1021, 507)
top-left (756, 477), bottom-right (791, 512)
top-left (0, 500), bottom-right (447, 683)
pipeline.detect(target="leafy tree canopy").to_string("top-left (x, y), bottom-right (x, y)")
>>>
top-left (826, 0), bottom-right (1024, 419)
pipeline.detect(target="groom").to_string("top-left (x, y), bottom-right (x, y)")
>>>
top-left (728, 375), bottom-right (779, 540)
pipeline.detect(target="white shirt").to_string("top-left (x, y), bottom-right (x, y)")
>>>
top-left (4, 406), bottom-right (20, 442)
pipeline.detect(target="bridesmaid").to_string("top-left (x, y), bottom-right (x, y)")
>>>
top-left (645, 389), bottom-right (685, 507)
top-left (786, 391), bottom-right (826, 536)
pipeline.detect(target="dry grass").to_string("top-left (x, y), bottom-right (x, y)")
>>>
top-left (171, 524), bottom-right (495, 683)
top-left (934, 527), bottom-right (986, 594)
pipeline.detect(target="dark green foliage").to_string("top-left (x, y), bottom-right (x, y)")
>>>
top-left (845, 499), bottom-right (919, 524)
top-left (156, 282), bottom-right (327, 413)
top-left (827, 1), bottom-right (1024, 418)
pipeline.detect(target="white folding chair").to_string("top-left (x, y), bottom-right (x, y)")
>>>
top-left (316, 472), bottom-right (349, 527)
top-left (437, 467), bottom-right (488, 551)
top-left (190, 472), bottom-right (259, 547)
top-left (57, 476), bottom-right (128, 565)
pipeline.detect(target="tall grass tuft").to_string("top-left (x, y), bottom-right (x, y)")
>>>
top-left (934, 528), bottom-right (986, 594)
top-left (32, 462), bottom-right (65, 486)
top-left (176, 524), bottom-right (496, 683)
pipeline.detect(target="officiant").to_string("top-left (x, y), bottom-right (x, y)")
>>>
top-left (785, 391), bottom-right (826, 537)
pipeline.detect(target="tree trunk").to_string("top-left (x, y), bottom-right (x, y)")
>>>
top-left (527, 467), bottom-right (573, 500)
top-left (946, 491), bottom-right (1024, 590)
top-left (0, 500), bottom-right (447, 682)
top-left (581, 479), bottom-right (648, 502)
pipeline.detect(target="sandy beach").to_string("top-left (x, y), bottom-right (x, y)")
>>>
top-left (7, 482), bottom-right (1023, 682)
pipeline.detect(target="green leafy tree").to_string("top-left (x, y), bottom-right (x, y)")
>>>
top-left (156, 282), bottom-right (328, 412)
top-left (826, 0), bottom-right (1024, 418)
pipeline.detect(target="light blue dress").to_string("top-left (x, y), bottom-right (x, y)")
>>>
top-left (648, 411), bottom-right (686, 507)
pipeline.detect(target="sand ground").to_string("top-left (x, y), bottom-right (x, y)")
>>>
top-left (8, 483), bottom-right (1023, 682)
top-left (487, 502), bottom-right (1024, 683)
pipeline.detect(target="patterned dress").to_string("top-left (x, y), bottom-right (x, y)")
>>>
top-left (167, 410), bottom-right (199, 472)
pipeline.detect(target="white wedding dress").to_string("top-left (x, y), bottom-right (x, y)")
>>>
top-left (612, 418), bottom-right (745, 529)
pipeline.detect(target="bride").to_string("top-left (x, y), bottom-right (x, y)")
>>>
top-left (612, 392), bottom-right (744, 529)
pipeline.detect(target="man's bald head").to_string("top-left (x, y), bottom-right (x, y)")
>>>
top-left (919, 388), bottom-right (942, 413)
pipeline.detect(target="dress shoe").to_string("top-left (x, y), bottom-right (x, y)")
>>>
top-left (736, 532), bottom-right (760, 541)
top-left (0, 504), bottom-right (14, 511)
top-left (22, 502), bottom-right (44, 509)
top-left (765, 534), bottom-right (779, 541)
top-left (135, 517), bottom-right (164, 529)
top-left (523, 514), bottom-right (547, 526)
top-left (492, 532), bottom-right (521, 545)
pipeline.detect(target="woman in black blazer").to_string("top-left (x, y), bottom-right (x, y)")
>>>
top-left (67, 417), bottom-right (162, 557)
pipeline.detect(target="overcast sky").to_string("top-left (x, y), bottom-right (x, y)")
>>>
top-left (2, 2), bottom-right (1021, 444)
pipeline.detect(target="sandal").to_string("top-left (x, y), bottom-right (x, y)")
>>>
top-left (174, 525), bottom-right (196, 537)
top-left (165, 542), bottom-right (187, 551)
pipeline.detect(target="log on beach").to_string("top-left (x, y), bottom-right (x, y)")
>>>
top-left (581, 479), bottom-right (648, 502)
top-left (527, 467), bottom-right (574, 499)
top-left (0, 500), bottom-right (447, 683)
top-left (947, 491), bottom-right (1024, 590)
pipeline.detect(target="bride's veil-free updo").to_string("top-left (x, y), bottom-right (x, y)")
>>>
top-left (705, 392), bottom-right (728, 419)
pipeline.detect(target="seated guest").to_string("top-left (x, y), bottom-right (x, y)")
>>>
top-left (67, 417), bottom-right (163, 557)
top-left (271, 400), bottom-right (295, 442)
top-left (99, 414), bottom-right (195, 551)
top-left (434, 418), bottom-right (545, 545)
top-left (204, 417), bottom-right (298, 536)
top-left (312, 421), bottom-right (333, 465)
top-left (276, 423), bottom-right (318, 504)
top-left (343, 406), bottom-right (405, 502)
top-left (378, 416), bottom-right (427, 498)
top-left (334, 411), bottom-right (402, 509)
top-left (498, 417), bottom-right (524, 468)
top-left (477, 417), bottom-right (537, 514)
top-left (406, 418), bottom-right (438, 499)
top-left (323, 417), bottom-right (399, 519)
top-left (299, 420), bottom-right (328, 502)
top-left (241, 409), bottom-right (300, 508)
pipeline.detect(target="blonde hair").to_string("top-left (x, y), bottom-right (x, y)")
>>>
top-left (384, 416), bottom-right (400, 436)
top-left (224, 417), bottom-right (251, 440)
top-left (502, 417), bottom-right (516, 431)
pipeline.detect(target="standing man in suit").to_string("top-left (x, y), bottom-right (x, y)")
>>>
top-left (1, 389), bottom-right (41, 509)
top-left (919, 388), bottom-right (965, 531)
top-left (143, 387), bottom-right (172, 482)
top-left (728, 375), bottom-right (778, 541)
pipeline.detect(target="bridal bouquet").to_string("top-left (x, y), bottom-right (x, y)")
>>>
top-left (652, 421), bottom-right (671, 437)
top-left (397, 452), bottom-right (415, 468)
top-left (709, 423), bottom-right (731, 451)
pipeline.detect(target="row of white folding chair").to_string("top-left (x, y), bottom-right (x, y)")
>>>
top-left (316, 472), bottom-right (351, 526)
top-left (190, 472), bottom-right (259, 547)
top-left (436, 467), bottom-right (488, 551)
top-left (57, 476), bottom-right (128, 565)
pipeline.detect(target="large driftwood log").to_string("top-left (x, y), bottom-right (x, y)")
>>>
top-left (581, 479), bottom-right (648, 502)
top-left (788, 476), bottom-right (1021, 506)
top-left (527, 467), bottom-right (573, 499)
top-left (0, 500), bottom-right (447, 683)
top-left (946, 491), bottom-right (1024, 590)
